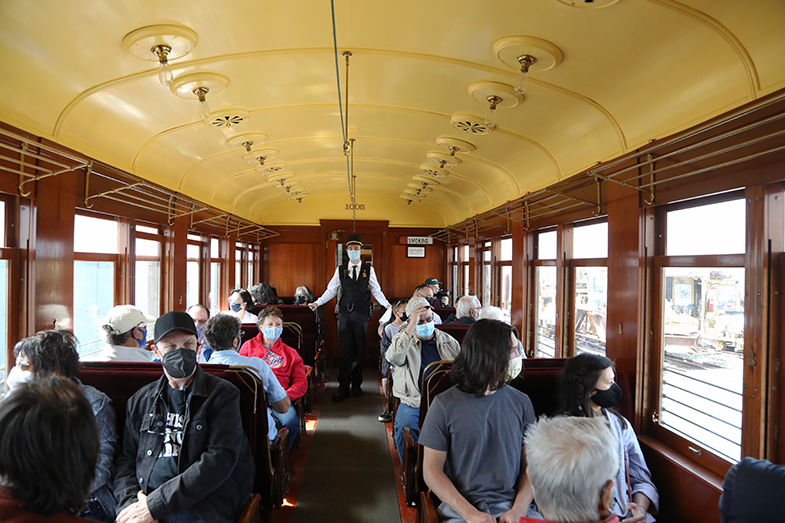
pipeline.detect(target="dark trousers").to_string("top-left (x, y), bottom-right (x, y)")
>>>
top-left (337, 310), bottom-right (369, 389)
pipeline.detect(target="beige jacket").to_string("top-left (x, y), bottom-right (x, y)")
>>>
top-left (386, 328), bottom-right (460, 408)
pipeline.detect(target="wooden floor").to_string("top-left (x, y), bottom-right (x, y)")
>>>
top-left (276, 369), bottom-right (416, 523)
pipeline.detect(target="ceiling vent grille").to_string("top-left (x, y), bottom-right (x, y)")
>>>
top-left (207, 112), bottom-right (248, 128)
top-left (450, 113), bottom-right (492, 135)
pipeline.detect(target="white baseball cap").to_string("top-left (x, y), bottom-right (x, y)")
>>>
top-left (405, 296), bottom-right (432, 317)
top-left (103, 305), bottom-right (155, 335)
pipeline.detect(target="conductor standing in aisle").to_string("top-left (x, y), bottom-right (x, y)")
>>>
top-left (310, 235), bottom-right (391, 402)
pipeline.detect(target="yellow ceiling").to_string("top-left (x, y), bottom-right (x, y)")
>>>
top-left (1, 0), bottom-right (783, 227)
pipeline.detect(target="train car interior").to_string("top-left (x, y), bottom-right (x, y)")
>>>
top-left (1, 1), bottom-right (784, 522)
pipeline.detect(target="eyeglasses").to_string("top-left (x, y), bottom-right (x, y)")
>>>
top-left (261, 307), bottom-right (282, 315)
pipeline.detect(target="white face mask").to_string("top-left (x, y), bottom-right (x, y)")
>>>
top-left (506, 356), bottom-right (523, 382)
top-left (6, 365), bottom-right (33, 390)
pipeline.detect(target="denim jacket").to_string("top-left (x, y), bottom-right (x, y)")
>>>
top-left (74, 378), bottom-right (118, 521)
top-left (114, 366), bottom-right (255, 522)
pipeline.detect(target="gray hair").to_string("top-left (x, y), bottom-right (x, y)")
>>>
top-left (455, 295), bottom-right (481, 319)
top-left (478, 306), bottom-right (504, 321)
top-left (525, 416), bottom-right (618, 522)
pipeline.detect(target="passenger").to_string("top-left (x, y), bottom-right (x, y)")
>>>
top-left (386, 296), bottom-right (460, 461)
top-left (249, 282), bottom-right (284, 306)
top-left (114, 311), bottom-right (254, 523)
top-left (224, 288), bottom-right (258, 323)
top-left (202, 314), bottom-right (293, 448)
top-left (239, 306), bottom-right (306, 450)
top-left (293, 285), bottom-right (315, 306)
top-left (424, 277), bottom-right (442, 295)
top-left (419, 319), bottom-right (536, 523)
top-left (446, 295), bottom-right (481, 325)
top-left (0, 377), bottom-right (99, 522)
top-left (436, 289), bottom-right (451, 307)
top-left (523, 417), bottom-right (620, 523)
top-left (379, 283), bottom-right (443, 326)
top-left (186, 304), bottom-right (212, 362)
top-left (13, 331), bottom-right (118, 521)
top-left (377, 299), bottom-right (408, 423)
top-left (309, 235), bottom-right (392, 402)
top-left (5, 340), bottom-right (34, 390)
top-left (719, 457), bottom-right (785, 523)
top-left (82, 305), bottom-right (155, 362)
top-left (558, 353), bottom-right (659, 523)
top-left (479, 306), bottom-right (526, 359)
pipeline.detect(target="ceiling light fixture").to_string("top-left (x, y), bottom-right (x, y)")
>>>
top-left (122, 24), bottom-right (198, 87)
top-left (226, 134), bottom-right (268, 161)
top-left (493, 36), bottom-right (563, 96)
top-left (468, 81), bottom-right (522, 132)
top-left (266, 172), bottom-right (294, 185)
top-left (193, 86), bottom-right (210, 120)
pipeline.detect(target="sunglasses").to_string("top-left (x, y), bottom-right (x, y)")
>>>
top-left (261, 307), bottom-right (282, 315)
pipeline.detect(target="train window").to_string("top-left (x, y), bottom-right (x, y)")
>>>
top-left (73, 261), bottom-right (114, 356)
top-left (0, 259), bottom-right (7, 380)
top-left (481, 241), bottom-right (492, 306)
top-left (248, 245), bottom-right (256, 285)
top-left (499, 238), bottom-right (513, 321)
top-left (0, 200), bottom-right (4, 246)
top-left (573, 222), bottom-right (608, 259)
top-left (572, 223), bottom-right (608, 356)
top-left (211, 237), bottom-right (220, 258)
top-left (666, 199), bottom-right (746, 255)
top-left (461, 244), bottom-right (470, 296)
top-left (654, 197), bottom-right (746, 465)
top-left (74, 215), bottom-right (118, 254)
top-left (209, 235), bottom-right (223, 314)
top-left (235, 242), bottom-right (243, 289)
top-left (186, 242), bottom-right (201, 309)
top-left (537, 230), bottom-right (557, 260)
top-left (535, 267), bottom-right (557, 357)
top-left (135, 238), bottom-right (161, 318)
top-left (135, 224), bottom-right (159, 235)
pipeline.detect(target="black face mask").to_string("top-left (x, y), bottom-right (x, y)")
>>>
top-left (591, 382), bottom-right (622, 409)
top-left (294, 294), bottom-right (307, 305)
top-left (162, 348), bottom-right (198, 379)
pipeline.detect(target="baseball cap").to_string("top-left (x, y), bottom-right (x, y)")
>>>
top-left (103, 305), bottom-right (155, 335)
top-left (405, 296), bottom-right (432, 317)
top-left (424, 277), bottom-right (442, 286)
top-left (154, 311), bottom-right (198, 344)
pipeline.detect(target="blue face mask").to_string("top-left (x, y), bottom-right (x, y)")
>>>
top-left (262, 327), bottom-right (283, 342)
top-left (415, 321), bottom-right (435, 338)
top-left (347, 250), bottom-right (361, 262)
top-left (230, 303), bottom-right (243, 313)
top-left (137, 327), bottom-right (147, 349)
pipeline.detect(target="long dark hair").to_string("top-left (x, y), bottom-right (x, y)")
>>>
top-left (451, 319), bottom-right (518, 396)
top-left (0, 377), bottom-right (98, 516)
top-left (557, 352), bottom-right (622, 421)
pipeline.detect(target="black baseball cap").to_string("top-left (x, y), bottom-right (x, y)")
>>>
top-left (154, 311), bottom-right (198, 344)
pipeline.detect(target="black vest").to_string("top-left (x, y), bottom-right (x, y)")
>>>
top-left (338, 261), bottom-right (373, 315)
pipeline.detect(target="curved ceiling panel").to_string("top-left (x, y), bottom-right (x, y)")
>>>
top-left (0, 0), bottom-right (783, 229)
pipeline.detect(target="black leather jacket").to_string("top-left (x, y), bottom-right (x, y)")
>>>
top-left (114, 366), bottom-right (255, 522)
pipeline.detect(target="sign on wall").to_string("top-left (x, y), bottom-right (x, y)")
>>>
top-left (407, 246), bottom-right (426, 258)
top-left (398, 236), bottom-right (433, 245)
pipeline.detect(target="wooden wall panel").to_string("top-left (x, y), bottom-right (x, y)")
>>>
top-left (385, 243), bottom-right (445, 299)
top-left (34, 172), bottom-right (76, 331)
top-left (265, 242), bottom-right (319, 298)
top-left (640, 437), bottom-right (722, 523)
top-left (606, 182), bottom-right (644, 418)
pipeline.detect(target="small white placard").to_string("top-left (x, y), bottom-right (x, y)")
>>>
top-left (407, 236), bottom-right (433, 245)
top-left (407, 246), bottom-right (426, 258)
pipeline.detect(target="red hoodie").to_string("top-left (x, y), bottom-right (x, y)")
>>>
top-left (240, 333), bottom-right (307, 401)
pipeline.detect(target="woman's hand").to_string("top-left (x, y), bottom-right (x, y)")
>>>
top-left (623, 502), bottom-right (647, 522)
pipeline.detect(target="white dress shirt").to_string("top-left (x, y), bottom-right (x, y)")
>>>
top-left (315, 260), bottom-right (391, 309)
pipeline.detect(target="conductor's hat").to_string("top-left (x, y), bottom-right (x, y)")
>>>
top-left (346, 235), bottom-right (364, 246)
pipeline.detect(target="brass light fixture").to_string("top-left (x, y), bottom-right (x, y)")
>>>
top-left (493, 36), bottom-right (563, 97)
top-left (515, 55), bottom-right (536, 95)
top-left (468, 82), bottom-right (522, 132)
top-left (122, 24), bottom-right (198, 87)
top-left (193, 87), bottom-right (210, 120)
top-left (152, 44), bottom-right (174, 86)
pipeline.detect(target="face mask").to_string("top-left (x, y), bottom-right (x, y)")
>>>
top-left (162, 348), bottom-right (198, 379)
top-left (262, 327), bottom-right (283, 342)
top-left (294, 294), bottom-right (307, 305)
top-left (230, 303), bottom-right (243, 313)
top-left (592, 382), bottom-right (622, 409)
top-left (347, 250), bottom-right (361, 262)
top-left (137, 327), bottom-right (148, 349)
top-left (506, 356), bottom-right (523, 382)
top-left (6, 365), bottom-right (33, 390)
top-left (415, 321), bottom-right (435, 338)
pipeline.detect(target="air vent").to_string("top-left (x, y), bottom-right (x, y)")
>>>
top-left (207, 112), bottom-right (248, 128)
top-left (556, 0), bottom-right (621, 9)
top-left (419, 163), bottom-right (446, 178)
top-left (450, 113), bottom-right (492, 135)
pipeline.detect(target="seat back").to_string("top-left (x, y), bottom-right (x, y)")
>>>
top-left (435, 323), bottom-right (471, 345)
top-left (77, 362), bottom-right (276, 508)
top-left (432, 307), bottom-right (455, 322)
top-left (720, 457), bottom-right (785, 523)
top-left (419, 360), bottom-right (454, 427)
